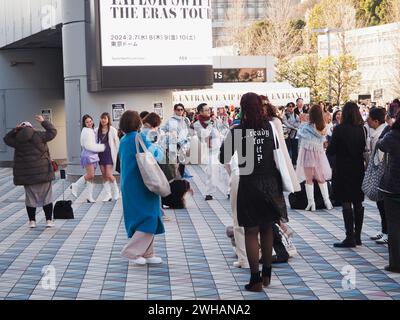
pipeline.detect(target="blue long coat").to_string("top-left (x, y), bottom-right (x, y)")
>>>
top-left (119, 131), bottom-right (165, 238)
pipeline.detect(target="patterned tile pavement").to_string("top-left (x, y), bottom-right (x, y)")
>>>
top-left (0, 166), bottom-right (400, 300)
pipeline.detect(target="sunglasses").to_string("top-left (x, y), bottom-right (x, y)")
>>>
top-left (176, 108), bottom-right (184, 112)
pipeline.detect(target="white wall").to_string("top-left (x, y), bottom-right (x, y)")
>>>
top-left (0, 48), bottom-right (65, 162)
top-left (62, 0), bottom-right (173, 175)
top-left (0, 0), bottom-right (62, 48)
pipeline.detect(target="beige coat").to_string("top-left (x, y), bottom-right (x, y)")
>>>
top-left (272, 118), bottom-right (301, 193)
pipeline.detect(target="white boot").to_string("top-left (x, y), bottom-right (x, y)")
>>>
top-left (111, 180), bottom-right (120, 201)
top-left (71, 176), bottom-right (86, 198)
top-left (102, 181), bottom-right (112, 202)
top-left (305, 184), bottom-right (316, 212)
top-left (87, 182), bottom-right (96, 203)
top-left (319, 182), bottom-right (333, 210)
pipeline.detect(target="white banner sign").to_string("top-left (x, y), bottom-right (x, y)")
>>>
top-left (173, 88), bottom-right (311, 108)
top-left (100, 0), bottom-right (213, 67)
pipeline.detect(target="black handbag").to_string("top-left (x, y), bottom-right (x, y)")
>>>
top-left (54, 170), bottom-right (74, 220)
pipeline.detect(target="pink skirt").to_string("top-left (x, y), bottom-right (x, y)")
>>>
top-left (296, 147), bottom-right (332, 183)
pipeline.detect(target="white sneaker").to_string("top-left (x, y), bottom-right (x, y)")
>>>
top-left (145, 256), bottom-right (163, 265)
top-left (29, 221), bottom-right (37, 228)
top-left (46, 220), bottom-right (55, 228)
top-left (370, 232), bottom-right (384, 241)
top-left (376, 234), bottom-right (388, 244)
top-left (233, 261), bottom-right (250, 269)
top-left (132, 257), bottom-right (147, 265)
top-left (287, 246), bottom-right (298, 257)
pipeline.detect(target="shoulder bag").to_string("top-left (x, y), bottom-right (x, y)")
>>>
top-left (270, 121), bottom-right (295, 193)
top-left (136, 133), bottom-right (171, 197)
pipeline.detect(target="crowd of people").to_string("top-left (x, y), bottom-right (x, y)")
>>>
top-left (3, 94), bottom-right (400, 292)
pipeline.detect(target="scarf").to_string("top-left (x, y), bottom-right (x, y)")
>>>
top-left (198, 115), bottom-right (211, 129)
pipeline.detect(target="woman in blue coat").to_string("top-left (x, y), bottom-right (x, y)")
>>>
top-left (118, 110), bottom-right (165, 266)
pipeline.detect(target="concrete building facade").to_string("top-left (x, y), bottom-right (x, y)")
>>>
top-left (318, 22), bottom-right (400, 104)
top-left (0, 0), bottom-right (279, 177)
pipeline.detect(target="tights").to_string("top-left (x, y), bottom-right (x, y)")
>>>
top-left (244, 223), bottom-right (273, 274)
top-left (342, 201), bottom-right (362, 211)
top-left (27, 203), bottom-right (53, 221)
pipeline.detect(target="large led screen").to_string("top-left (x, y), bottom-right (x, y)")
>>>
top-left (87, 0), bottom-right (214, 90)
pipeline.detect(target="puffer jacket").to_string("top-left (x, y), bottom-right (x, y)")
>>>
top-left (3, 121), bottom-right (57, 186)
top-left (377, 129), bottom-right (400, 194)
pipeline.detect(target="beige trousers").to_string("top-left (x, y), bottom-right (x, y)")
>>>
top-left (121, 231), bottom-right (155, 260)
top-left (230, 172), bottom-right (248, 265)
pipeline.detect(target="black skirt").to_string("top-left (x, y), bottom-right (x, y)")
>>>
top-left (237, 171), bottom-right (288, 228)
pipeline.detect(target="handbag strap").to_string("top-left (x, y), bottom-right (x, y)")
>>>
top-left (363, 126), bottom-right (369, 152)
top-left (135, 133), bottom-right (148, 154)
top-left (269, 121), bottom-right (280, 150)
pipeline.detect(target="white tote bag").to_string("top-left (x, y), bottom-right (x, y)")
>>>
top-left (270, 122), bottom-right (295, 193)
top-left (135, 134), bottom-right (171, 197)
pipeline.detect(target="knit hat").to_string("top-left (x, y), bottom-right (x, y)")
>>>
top-left (19, 122), bottom-right (33, 128)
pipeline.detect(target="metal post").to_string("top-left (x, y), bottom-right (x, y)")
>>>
top-left (327, 29), bottom-right (332, 105)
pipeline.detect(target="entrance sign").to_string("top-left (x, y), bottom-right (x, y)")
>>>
top-left (173, 83), bottom-right (311, 108)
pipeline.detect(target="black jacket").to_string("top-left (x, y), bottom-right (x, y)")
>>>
top-left (3, 121), bottom-right (57, 186)
top-left (377, 129), bottom-right (400, 194)
top-left (326, 124), bottom-right (366, 202)
top-left (294, 106), bottom-right (309, 116)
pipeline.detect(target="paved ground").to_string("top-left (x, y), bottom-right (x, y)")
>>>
top-left (0, 166), bottom-right (400, 300)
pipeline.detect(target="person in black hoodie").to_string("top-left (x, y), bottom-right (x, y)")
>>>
top-left (377, 112), bottom-right (400, 273)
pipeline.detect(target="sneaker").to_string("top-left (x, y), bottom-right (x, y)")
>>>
top-left (370, 232), bottom-right (384, 241)
top-left (205, 195), bottom-right (213, 201)
top-left (376, 234), bottom-right (388, 244)
top-left (272, 254), bottom-right (289, 264)
top-left (233, 261), bottom-right (250, 269)
top-left (132, 257), bottom-right (147, 265)
top-left (46, 220), bottom-right (55, 228)
top-left (29, 221), bottom-right (37, 228)
top-left (162, 215), bottom-right (172, 222)
top-left (145, 256), bottom-right (163, 264)
top-left (287, 245), bottom-right (298, 257)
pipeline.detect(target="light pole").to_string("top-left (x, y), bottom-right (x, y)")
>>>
top-left (313, 28), bottom-right (342, 105)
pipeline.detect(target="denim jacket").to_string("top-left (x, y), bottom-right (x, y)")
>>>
top-left (297, 123), bottom-right (326, 152)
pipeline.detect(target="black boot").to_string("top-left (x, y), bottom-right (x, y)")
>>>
top-left (354, 206), bottom-right (364, 246)
top-left (334, 209), bottom-right (356, 248)
top-left (245, 272), bottom-right (263, 292)
top-left (262, 266), bottom-right (272, 287)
